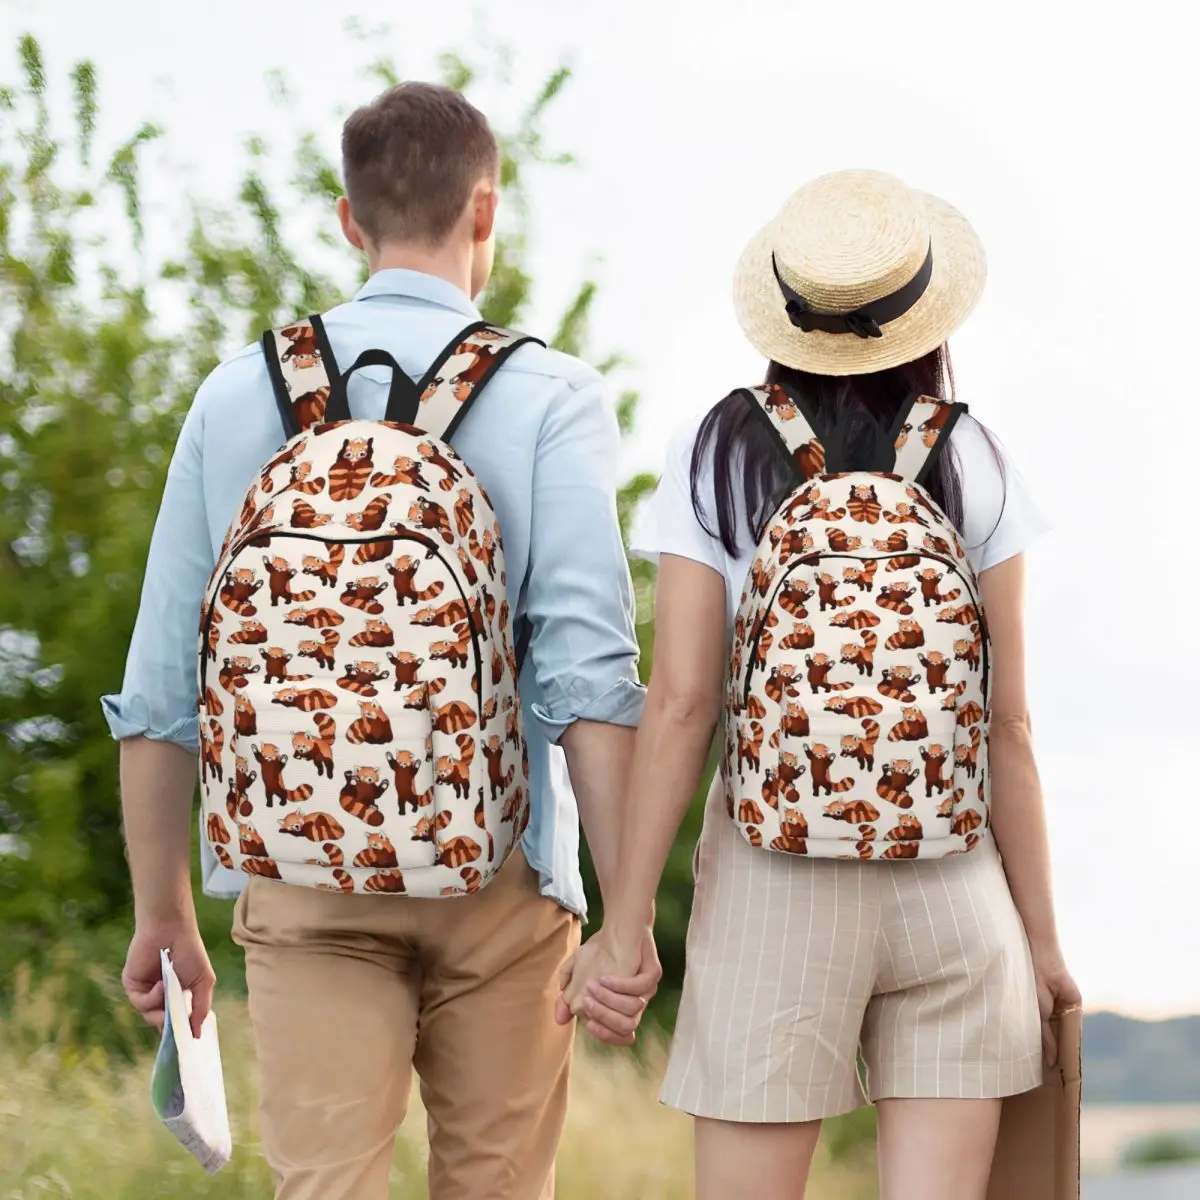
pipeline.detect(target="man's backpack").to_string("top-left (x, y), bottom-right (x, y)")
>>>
top-left (198, 315), bottom-right (541, 897)
top-left (723, 385), bottom-right (991, 861)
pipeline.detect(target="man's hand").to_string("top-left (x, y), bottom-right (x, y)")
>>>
top-left (555, 926), bottom-right (661, 1046)
top-left (118, 737), bottom-right (209, 1036)
top-left (123, 920), bottom-right (215, 1040)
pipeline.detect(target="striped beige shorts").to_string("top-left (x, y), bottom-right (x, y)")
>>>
top-left (661, 776), bottom-right (1043, 1123)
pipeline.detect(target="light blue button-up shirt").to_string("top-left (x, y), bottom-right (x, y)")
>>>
top-left (101, 269), bottom-right (645, 917)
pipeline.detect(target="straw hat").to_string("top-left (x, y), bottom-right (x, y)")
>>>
top-left (732, 169), bottom-right (986, 376)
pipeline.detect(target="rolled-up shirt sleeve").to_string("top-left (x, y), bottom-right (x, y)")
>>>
top-left (524, 373), bottom-right (646, 742)
top-left (100, 394), bottom-right (216, 752)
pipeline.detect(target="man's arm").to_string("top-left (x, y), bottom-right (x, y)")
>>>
top-left (119, 738), bottom-right (214, 1038)
top-left (522, 370), bottom-right (659, 1044)
top-left (522, 370), bottom-right (647, 913)
top-left (104, 397), bottom-right (219, 1037)
top-left (557, 721), bottom-right (636, 912)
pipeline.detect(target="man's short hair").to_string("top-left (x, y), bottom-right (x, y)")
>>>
top-left (341, 82), bottom-right (499, 246)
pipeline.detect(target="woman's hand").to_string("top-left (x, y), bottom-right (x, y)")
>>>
top-left (555, 926), bottom-right (660, 1046)
top-left (1031, 944), bottom-right (1082, 1066)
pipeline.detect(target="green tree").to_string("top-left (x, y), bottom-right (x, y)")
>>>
top-left (1, 31), bottom-right (709, 1047)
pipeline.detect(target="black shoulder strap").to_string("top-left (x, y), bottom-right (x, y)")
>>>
top-left (740, 384), bottom-right (967, 487)
top-left (263, 312), bottom-right (420, 429)
top-left (421, 322), bottom-right (542, 677)
top-left (514, 618), bottom-right (532, 676)
top-left (414, 322), bottom-right (544, 442)
top-left (261, 314), bottom-right (343, 439)
top-left (738, 384), bottom-right (828, 485)
top-left (888, 395), bottom-right (968, 484)
top-left (262, 317), bottom-right (543, 442)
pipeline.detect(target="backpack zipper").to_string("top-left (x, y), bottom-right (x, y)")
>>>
top-left (741, 550), bottom-right (989, 708)
top-left (199, 529), bottom-right (484, 701)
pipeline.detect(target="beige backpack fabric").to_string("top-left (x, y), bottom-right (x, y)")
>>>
top-left (723, 384), bottom-right (991, 861)
top-left (198, 316), bottom-right (539, 897)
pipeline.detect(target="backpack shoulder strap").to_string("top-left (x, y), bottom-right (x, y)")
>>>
top-left (415, 322), bottom-right (545, 442)
top-left (415, 322), bottom-right (543, 674)
top-left (261, 317), bottom-right (544, 442)
top-left (889, 395), bottom-right (968, 484)
top-left (261, 314), bottom-right (342, 439)
top-left (739, 384), bottom-right (828, 485)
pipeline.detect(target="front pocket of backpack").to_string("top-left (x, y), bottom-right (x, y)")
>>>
top-left (870, 709), bottom-right (962, 855)
top-left (786, 704), bottom-right (961, 857)
top-left (232, 686), bottom-right (440, 874)
top-left (371, 718), bottom-right (443, 873)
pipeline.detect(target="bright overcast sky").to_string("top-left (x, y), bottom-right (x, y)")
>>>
top-left (3, 0), bottom-right (1197, 1018)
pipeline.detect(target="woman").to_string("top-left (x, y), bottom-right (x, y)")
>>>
top-left (561, 170), bottom-right (1080, 1199)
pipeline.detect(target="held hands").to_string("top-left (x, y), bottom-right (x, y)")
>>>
top-left (555, 926), bottom-right (661, 1046)
top-left (122, 920), bottom-right (215, 1041)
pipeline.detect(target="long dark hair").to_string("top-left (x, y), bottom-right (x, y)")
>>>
top-left (690, 344), bottom-right (1001, 556)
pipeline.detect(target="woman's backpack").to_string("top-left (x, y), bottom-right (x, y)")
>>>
top-left (724, 385), bottom-right (991, 861)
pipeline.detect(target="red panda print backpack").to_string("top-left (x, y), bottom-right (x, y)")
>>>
top-left (198, 315), bottom-right (541, 898)
top-left (724, 385), bottom-right (991, 861)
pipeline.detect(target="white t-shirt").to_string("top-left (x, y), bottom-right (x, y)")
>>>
top-left (631, 409), bottom-right (1048, 625)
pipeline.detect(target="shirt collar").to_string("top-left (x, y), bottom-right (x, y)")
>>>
top-left (353, 268), bottom-right (481, 320)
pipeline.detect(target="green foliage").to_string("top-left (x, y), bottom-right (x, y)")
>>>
top-left (821, 1103), bottom-right (878, 1165)
top-left (1, 37), bottom-right (188, 968)
top-left (1121, 1131), bottom-right (1200, 1169)
top-left (69, 61), bottom-right (97, 165)
top-left (0, 32), bottom-right (688, 1047)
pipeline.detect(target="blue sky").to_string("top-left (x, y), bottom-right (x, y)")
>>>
top-left (2, 0), bottom-right (1196, 1017)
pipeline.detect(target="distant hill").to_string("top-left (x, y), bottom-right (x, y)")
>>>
top-left (1085, 1012), bottom-right (1200, 1104)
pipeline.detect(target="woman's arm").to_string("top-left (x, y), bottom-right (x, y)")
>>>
top-left (559, 553), bottom-right (727, 1018)
top-left (980, 553), bottom-right (1081, 1060)
top-left (605, 553), bottom-right (728, 950)
top-left (980, 554), bottom-right (1057, 946)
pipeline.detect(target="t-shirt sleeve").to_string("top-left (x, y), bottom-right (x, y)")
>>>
top-left (629, 419), bottom-right (724, 575)
top-left (952, 414), bottom-right (1050, 574)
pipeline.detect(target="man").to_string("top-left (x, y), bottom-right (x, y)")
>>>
top-left (104, 82), bottom-right (659, 1200)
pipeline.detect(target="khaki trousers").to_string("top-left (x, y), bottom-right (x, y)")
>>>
top-left (232, 849), bottom-right (580, 1200)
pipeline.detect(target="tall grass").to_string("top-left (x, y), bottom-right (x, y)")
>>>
top-left (0, 964), bottom-right (877, 1198)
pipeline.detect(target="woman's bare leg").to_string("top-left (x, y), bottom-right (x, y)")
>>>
top-left (694, 1116), bottom-right (824, 1200)
top-left (876, 1098), bottom-right (1002, 1200)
